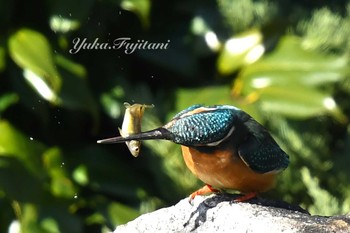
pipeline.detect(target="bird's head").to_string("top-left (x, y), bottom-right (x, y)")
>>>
top-left (97, 104), bottom-right (244, 147)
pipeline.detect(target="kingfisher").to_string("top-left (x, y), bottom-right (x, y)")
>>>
top-left (97, 104), bottom-right (290, 202)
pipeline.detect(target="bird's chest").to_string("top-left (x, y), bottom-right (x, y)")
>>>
top-left (181, 146), bottom-right (239, 187)
top-left (181, 146), bottom-right (234, 172)
top-left (181, 145), bottom-right (275, 192)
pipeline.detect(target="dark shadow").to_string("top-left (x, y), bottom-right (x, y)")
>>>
top-left (183, 193), bottom-right (308, 232)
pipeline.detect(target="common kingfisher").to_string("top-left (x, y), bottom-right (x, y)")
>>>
top-left (97, 104), bottom-right (290, 201)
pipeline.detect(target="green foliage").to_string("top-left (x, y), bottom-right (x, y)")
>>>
top-left (120, 0), bottom-right (151, 28)
top-left (0, 93), bottom-right (18, 115)
top-left (231, 35), bottom-right (348, 122)
top-left (217, 29), bottom-right (264, 74)
top-left (301, 167), bottom-right (350, 216)
top-left (217, 0), bottom-right (277, 32)
top-left (1, 0), bottom-right (350, 232)
top-left (8, 29), bottom-right (62, 104)
top-left (297, 6), bottom-right (350, 52)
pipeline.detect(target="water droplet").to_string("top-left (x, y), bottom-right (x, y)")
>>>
top-left (119, 11), bottom-right (122, 15)
top-left (151, 75), bottom-right (154, 79)
top-left (69, 13), bottom-right (72, 17)
top-left (29, 137), bottom-right (33, 141)
top-left (74, 193), bottom-right (78, 199)
top-left (57, 121), bottom-right (61, 125)
top-left (60, 162), bottom-right (65, 167)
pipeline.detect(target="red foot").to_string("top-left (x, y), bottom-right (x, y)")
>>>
top-left (189, 184), bottom-right (220, 200)
top-left (234, 192), bottom-right (258, 202)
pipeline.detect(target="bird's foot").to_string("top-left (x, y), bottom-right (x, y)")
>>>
top-left (233, 192), bottom-right (258, 202)
top-left (189, 184), bottom-right (220, 203)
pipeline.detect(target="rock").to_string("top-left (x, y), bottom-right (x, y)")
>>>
top-left (113, 194), bottom-right (350, 233)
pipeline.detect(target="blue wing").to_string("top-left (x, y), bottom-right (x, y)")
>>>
top-left (238, 119), bottom-right (289, 173)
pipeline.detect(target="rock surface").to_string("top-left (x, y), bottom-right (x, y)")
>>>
top-left (113, 194), bottom-right (350, 233)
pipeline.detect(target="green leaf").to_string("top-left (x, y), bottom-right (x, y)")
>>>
top-left (217, 29), bottom-right (264, 75)
top-left (0, 45), bottom-right (5, 72)
top-left (49, 15), bottom-right (80, 34)
top-left (108, 202), bottom-right (139, 225)
top-left (0, 120), bottom-right (46, 176)
top-left (121, 0), bottom-right (151, 28)
top-left (174, 85), bottom-right (267, 123)
top-left (0, 93), bottom-right (19, 114)
top-left (234, 35), bottom-right (349, 122)
top-left (301, 167), bottom-right (345, 215)
top-left (20, 203), bottom-right (82, 233)
top-left (72, 165), bottom-right (89, 186)
top-left (297, 7), bottom-right (350, 52)
top-left (22, 69), bottom-right (61, 104)
top-left (100, 92), bottom-right (123, 119)
top-left (175, 85), bottom-right (233, 110)
top-left (54, 54), bottom-right (86, 78)
top-left (48, 0), bottom-right (94, 26)
top-left (217, 0), bottom-right (276, 33)
top-left (41, 218), bottom-right (60, 233)
top-left (0, 157), bottom-right (45, 202)
top-left (238, 36), bottom-right (349, 93)
top-left (257, 86), bottom-right (346, 122)
top-left (43, 147), bottom-right (77, 198)
top-left (8, 28), bottom-right (61, 103)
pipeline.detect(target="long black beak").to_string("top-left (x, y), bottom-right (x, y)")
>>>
top-left (97, 127), bottom-right (173, 144)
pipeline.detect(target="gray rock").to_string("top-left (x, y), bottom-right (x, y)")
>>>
top-left (113, 194), bottom-right (350, 233)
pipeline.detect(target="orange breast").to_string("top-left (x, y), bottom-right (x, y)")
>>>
top-left (181, 145), bottom-right (277, 193)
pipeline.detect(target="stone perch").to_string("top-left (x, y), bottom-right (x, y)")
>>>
top-left (113, 194), bottom-right (350, 233)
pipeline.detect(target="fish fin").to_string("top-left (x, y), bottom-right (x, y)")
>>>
top-left (118, 127), bottom-right (127, 137)
top-left (123, 102), bottom-right (131, 108)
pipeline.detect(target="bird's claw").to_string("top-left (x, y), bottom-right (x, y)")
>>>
top-left (233, 192), bottom-right (258, 202)
top-left (188, 184), bottom-right (220, 204)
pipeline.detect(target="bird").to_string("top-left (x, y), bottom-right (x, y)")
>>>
top-left (97, 104), bottom-right (290, 202)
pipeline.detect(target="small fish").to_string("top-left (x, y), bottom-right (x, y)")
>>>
top-left (118, 102), bottom-right (154, 157)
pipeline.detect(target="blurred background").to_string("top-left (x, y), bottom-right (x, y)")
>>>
top-left (1, 0), bottom-right (350, 232)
